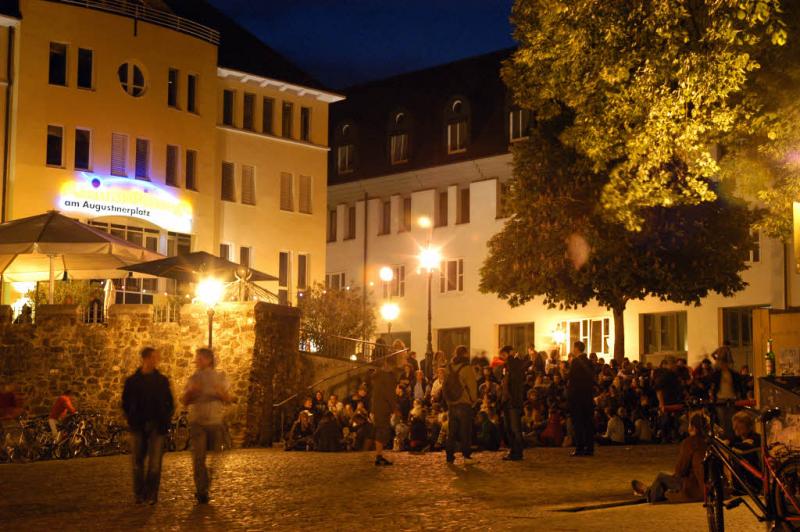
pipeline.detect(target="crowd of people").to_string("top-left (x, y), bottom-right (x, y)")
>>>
top-left (284, 339), bottom-right (755, 467)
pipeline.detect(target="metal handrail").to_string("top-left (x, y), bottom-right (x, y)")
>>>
top-left (47, 0), bottom-right (221, 45)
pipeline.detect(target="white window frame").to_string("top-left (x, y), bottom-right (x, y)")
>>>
top-left (439, 258), bottom-right (464, 293)
top-left (325, 272), bottom-right (346, 290)
top-left (337, 144), bottom-right (354, 174)
top-left (390, 132), bottom-right (408, 164)
top-left (447, 120), bottom-right (467, 154)
top-left (509, 108), bottom-right (531, 142)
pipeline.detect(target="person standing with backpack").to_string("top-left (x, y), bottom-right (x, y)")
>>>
top-left (443, 345), bottom-right (477, 464)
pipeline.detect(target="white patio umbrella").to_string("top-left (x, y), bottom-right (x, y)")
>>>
top-left (0, 211), bottom-right (164, 303)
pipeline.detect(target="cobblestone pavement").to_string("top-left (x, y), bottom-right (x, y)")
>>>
top-left (0, 445), bottom-right (763, 531)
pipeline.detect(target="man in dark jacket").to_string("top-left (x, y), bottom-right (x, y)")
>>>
top-left (122, 347), bottom-right (174, 504)
top-left (567, 341), bottom-right (595, 457)
top-left (371, 355), bottom-right (398, 466)
top-left (499, 345), bottom-right (526, 461)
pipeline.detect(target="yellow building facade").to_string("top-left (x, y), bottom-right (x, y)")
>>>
top-left (0, 0), bottom-right (340, 304)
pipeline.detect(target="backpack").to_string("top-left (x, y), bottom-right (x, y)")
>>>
top-left (443, 363), bottom-right (466, 404)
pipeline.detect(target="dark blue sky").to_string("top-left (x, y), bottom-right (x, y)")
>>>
top-left (209, 0), bottom-right (515, 88)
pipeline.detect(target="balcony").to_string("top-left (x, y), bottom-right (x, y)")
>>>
top-left (47, 0), bottom-right (220, 45)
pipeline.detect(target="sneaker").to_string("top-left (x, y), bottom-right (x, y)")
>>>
top-left (374, 455), bottom-right (393, 466)
top-left (631, 480), bottom-right (646, 497)
top-left (502, 454), bottom-right (523, 461)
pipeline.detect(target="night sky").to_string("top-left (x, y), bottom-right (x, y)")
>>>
top-left (208, 0), bottom-right (515, 89)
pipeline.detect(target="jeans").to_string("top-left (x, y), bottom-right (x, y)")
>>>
top-left (645, 472), bottom-right (682, 503)
top-left (446, 404), bottom-right (473, 460)
top-left (503, 407), bottom-right (524, 459)
top-left (190, 423), bottom-right (223, 497)
top-left (131, 428), bottom-right (165, 502)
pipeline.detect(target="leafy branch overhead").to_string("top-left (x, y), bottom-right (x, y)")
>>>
top-left (505, 0), bottom-right (787, 229)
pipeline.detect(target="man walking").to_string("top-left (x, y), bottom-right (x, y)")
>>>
top-left (499, 345), bottom-right (526, 461)
top-left (444, 345), bottom-right (477, 463)
top-left (371, 353), bottom-right (398, 466)
top-left (182, 348), bottom-right (231, 504)
top-left (122, 347), bottom-right (174, 504)
top-left (567, 341), bottom-right (596, 457)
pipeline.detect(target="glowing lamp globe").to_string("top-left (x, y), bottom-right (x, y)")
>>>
top-left (417, 216), bottom-right (432, 229)
top-left (196, 278), bottom-right (224, 307)
top-left (379, 266), bottom-right (394, 283)
top-left (380, 302), bottom-right (400, 322)
top-left (418, 247), bottom-right (441, 271)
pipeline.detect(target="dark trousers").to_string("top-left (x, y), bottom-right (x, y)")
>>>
top-left (131, 428), bottom-right (165, 502)
top-left (504, 407), bottom-right (524, 459)
top-left (570, 401), bottom-right (595, 453)
top-left (446, 404), bottom-right (473, 459)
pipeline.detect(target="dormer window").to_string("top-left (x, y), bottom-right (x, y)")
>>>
top-left (336, 122), bottom-right (356, 175)
top-left (389, 111), bottom-right (409, 164)
top-left (445, 97), bottom-right (469, 154)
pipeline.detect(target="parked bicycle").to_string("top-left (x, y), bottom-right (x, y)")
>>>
top-left (699, 400), bottom-right (800, 531)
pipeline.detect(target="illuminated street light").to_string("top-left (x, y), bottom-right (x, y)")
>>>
top-left (418, 245), bottom-right (442, 377)
top-left (379, 266), bottom-right (394, 283)
top-left (417, 215), bottom-right (432, 229)
top-left (419, 246), bottom-right (441, 271)
top-left (196, 277), bottom-right (224, 348)
top-left (380, 301), bottom-right (400, 342)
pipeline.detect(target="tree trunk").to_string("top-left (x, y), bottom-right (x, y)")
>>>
top-left (613, 305), bottom-right (626, 363)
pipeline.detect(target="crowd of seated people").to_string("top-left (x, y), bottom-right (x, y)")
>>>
top-left (284, 341), bottom-right (755, 454)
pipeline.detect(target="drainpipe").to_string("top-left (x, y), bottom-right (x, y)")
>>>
top-left (1, 26), bottom-right (15, 223)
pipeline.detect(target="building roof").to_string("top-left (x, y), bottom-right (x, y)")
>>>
top-left (328, 49), bottom-right (514, 185)
top-left (164, 0), bottom-right (326, 91)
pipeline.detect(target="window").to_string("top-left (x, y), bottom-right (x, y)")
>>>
top-left (135, 138), bottom-right (150, 180)
top-left (219, 243), bottom-right (231, 260)
top-left (167, 68), bottom-right (179, 107)
top-left (440, 258), bottom-right (464, 293)
top-left (223, 90), bottom-right (235, 126)
top-left (457, 187), bottom-right (470, 224)
top-left (641, 311), bottom-right (687, 355)
top-left (185, 149), bottom-right (197, 190)
top-left (300, 107), bottom-right (311, 141)
top-left (240, 246), bottom-right (251, 268)
top-left (282, 101), bottom-right (293, 138)
top-left (187, 74), bottom-right (198, 113)
top-left (400, 197), bottom-right (411, 232)
top-left (280, 172), bottom-right (294, 211)
top-left (111, 133), bottom-right (127, 176)
top-left (49, 43), bottom-right (67, 86)
top-left (77, 48), bottom-right (93, 89)
top-left (262, 97), bottom-right (274, 134)
top-left (392, 265), bottom-right (405, 297)
top-left (325, 272), bottom-right (346, 290)
top-left (167, 231), bottom-right (191, 256)
top-left (278, 251), bottom-right (290, 305)
top-left (435, 190), bottom-right (448, 227)
top-left (509, 108), bottom-right (532, 141)
top-left (438, 327), bottom-right (470, 358)
top-left (379, 200), bottom-right (391, 235)
top-left (722, 307), bottom-right (755, 369)
top-left (74, 128), bottom-right (91, 170)
top-left (390, 133), bottom-right (408, 164)
top-left (559, 318), bottom-right (611, 356)
top-left (327, 209), bottom-right (337, 242)
top-left (299, 175), bottom-right (312, 214)
top-left (165, 145), bottom-right (179, 186)
top-left (750, 230), bottom-right (760, 263)
top-left (90, 222), bottom-right (160, 301)
top-left (118, 63), bottom-right (145, 97)
top-left (497, 181), bottom-right (512, 219)
top-left (345, 205), bottom-right (357, 240)
top-left (243, 93), bottom-right (255, 130)
top-left (447, 120), bottom-right (467, 153)
top-left (46, 125), bottom-right (63, 166)
top-left (297, 253), bottom-right (309, 291)
top-left (221, 161), bottom-right (235, 202)
top-left (337, 144), bottom-right (354, 174)
top-left (241, 165), bottom-right (256, 205)
top-left (499, 322), bottom-right (535, 355)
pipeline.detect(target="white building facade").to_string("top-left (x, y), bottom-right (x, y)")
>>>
top-left (326, 50), bottom-right (793, 368)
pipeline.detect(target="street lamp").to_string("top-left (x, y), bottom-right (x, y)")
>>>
top-left (418, 244), bottom-right (441, 379)
top-left (380, 301), bottom-right (400, 344)
top-left (196, 277), bottom-right (224, 348)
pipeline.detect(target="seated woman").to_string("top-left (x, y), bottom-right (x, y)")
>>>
top-left (474, 411), bottom-right (501, 451)
top-left (408, 404), bottom-right (429, 452)
top-left (314, 411), bottom-right (342, 452)
top-left (597, 407), bottom-right (627, 446)
top-left (730, 411), bottom-right (761, 492)
top-left (539, 407), bottom-right (564, 447)
top-left (349, 413), bottom-right (374, 451)
top-left (285, 410), bottom-right (315, 451)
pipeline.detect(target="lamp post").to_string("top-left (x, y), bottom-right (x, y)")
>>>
top-left (195, 277), bottom-right (224, 348)
top-left (417, 220), bottom-right (441, 380)
top-left (380, 301), bottom-right (400, 344)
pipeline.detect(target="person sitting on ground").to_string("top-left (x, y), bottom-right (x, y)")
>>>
top-left (285, 410), bottom-right (315, 451)
top-left (597, 406), bottom-right (627, 445)
top-left (312, 390), bottom-right (328, 417)
top-left (632, 413), bottom-right (708, 503)
top-left (539, 407), bottom-right (565, 447)
top-left (408, 403), bottom-right (429, 452)
top-left (632, 409), bottom-right (654, 443)
top-left (391, 408), bottom-right (409, 451)
top-left (313, 411), bottom-right (342, 452)
top-left (430, 367), bottom-right (446, 405)
top-left (474, 411), bottom-right (501, 452)
top-left (729, 410), bottom-right (761, 492)
top-left (349, 413), bottom-right (374, 452)
top-left (412, 370), bottom-right (427, 403)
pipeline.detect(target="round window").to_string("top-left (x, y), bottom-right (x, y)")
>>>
top-left (118, 63), bottom-right (146, 97)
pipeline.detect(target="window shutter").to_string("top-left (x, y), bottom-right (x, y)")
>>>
top-left (166, 145), bottom-right (178, 186)
top-left (240, 165), bottom-right (256, 205)
top-left (221, 161), bottom-right (235, 201)
top-left (185, 150), bottom-right (197, 190)
top-left (299, 175), bottom-right (312, 213)
top-left (111, 133), bottom-right (128, 176)
top-left (135, 138), bottom-right (149, 180)
top-left (280, 172), bottom-right (294, 211)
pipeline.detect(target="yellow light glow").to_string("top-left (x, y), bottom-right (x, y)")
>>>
top-left (417, 216), bottom-right (432, 229)
top-left (418, 246), bottom-right (441, 271)
top-left (195, 277), bottom-right (225, 307)
top-left (379, 266), bottom-right (394, 283)
top-left (349, 354), bottom-right (358, 361)
top-left (552, 329), bottom-right (566, 344)
top-left (11, 282), bottom-right (35, 294)
top-left (380, 302), bottom-right (400, 322)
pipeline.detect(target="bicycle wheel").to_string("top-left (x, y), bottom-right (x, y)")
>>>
top-left (706, 457), bottom-right (725, 532)
top-left (774, 456), bottom-right (800, 531)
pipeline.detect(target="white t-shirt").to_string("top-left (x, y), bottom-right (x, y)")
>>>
top-left (185, 368), bottom-right (228, 425)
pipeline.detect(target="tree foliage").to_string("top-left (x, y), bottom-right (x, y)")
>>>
top-left (297, 283), bottom-right (376, 355)
top-left (480, 125), bottom-right (758, 358)
top-left (505, 0), bottom-right (786, 229)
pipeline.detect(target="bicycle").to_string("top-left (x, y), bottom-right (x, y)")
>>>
top-left (699, 400), bottom-right (800, 531)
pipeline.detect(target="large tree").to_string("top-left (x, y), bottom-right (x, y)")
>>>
top-left (480, 125), bottom-right (758, 360)
top-left (505, 0), bottom-right (786, 230)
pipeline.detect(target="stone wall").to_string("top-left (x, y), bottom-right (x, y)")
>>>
top-left (0, 301), bottom-right (300, 446)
